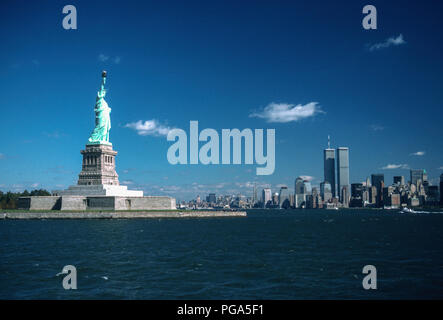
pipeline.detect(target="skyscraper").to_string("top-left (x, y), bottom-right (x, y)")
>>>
top-left (371, 174), bottom-right (384, 207)
top-left (410, 169), bottom-right (426, 186)
top-left (272, 193), bottom-right (279, 205)
top-left (337, 147), bottom-right (349, 203)
top-left (279, 186), bottom-right (290, 209)
top-left (262, 188), bottom-right (272, 208)
top-left (303, 180), bottom-right (312, 194)
top-left (393, 176), bottom-right (405, 185)
top-left (252, 183), bottom-right (257, 205)
top-left (207, 193), bottom-right (216, 204)
top-left (341, 185), bottom-right (349, 207)
top-left (323, 136), bottom-right (336, 197)
top-left (320, 181), bottom-right (332, 203)
top-left (350, 183), bottom-right (363, 207)
top-left (295, 177), bottom-right (305, 208)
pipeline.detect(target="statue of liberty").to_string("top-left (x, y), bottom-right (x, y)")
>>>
top-left (88, 71), bottom-right (111, 144)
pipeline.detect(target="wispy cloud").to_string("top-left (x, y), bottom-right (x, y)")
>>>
top-left (438, 166), bottom-right (443, 170)
top-left (0, 153), bottom-right (5, 160)
top-left (125, 120), bottom-right (173, 137)
top-left (381, 163), bottom-right (409, 170)
top-left (98, 54), bottom-right (109, 62)
top-left (43, 131), bottom-right (66, 139)
top-left (250, 102), bottom-right (323, 123)
top-left (300, 175), bottom-right (314, 181)
top-left (369, 34), bottom-right (406, 51)
top-left (370, 124), bottom-right (384, 131)
top-left (410, 151), bottom-right (425, 156)
top-left (98, 54), bottom-right (121, 64)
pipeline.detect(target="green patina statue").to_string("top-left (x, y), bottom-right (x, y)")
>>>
top-left (88, 71), bottom-right (111, 145)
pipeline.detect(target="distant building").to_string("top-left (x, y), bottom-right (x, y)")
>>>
top-left (289, 194), bottom-right (295, 207)
top-left (279, 186), bottom-right (290, 209)
top-left (426, 186), bottom-right (439, 206)
top-left (409, 196), bottom-right (420, 207)
top-left (320, 181), bottom-right (332, 203)
top-left (383, 186), bottom-right (400, 208)
top-left (369, 185), bottom-right (377, 205)
top-left (305, 195), bottom-right (313, 209)
top-left (350, 183), bottom-right (363, 207)
top-left (337, 147), bottom-right (350, 203)
top-left (410, 169), bottom-right (426, 186)
top-left (324, 136), bottom-right (336, 197)
top-left (303, 180), bottom-right (312, 196)
top-left (294, 177), bottom-right (312, 208)
top-left (262, 188), bottom-right (272, 208)
top-left (389, 193), bottom-right (401, 208)
top-left (207, 193), bottom-right (216, 204)
top-left (311, 188), bottom-right (319, 208)
top-left (272, 193), bottom-right (279, 206)
top-left (252, 183), bottom-right (258, 205)
top-left (295, 177), bottom-right (305, 208)
top-left (341, 185), bottom-right (349, 208)
top-left (362, 189), bottom-right (369, 205)
top-left (393, 176), bottom-right (405, 186)
top-left (365, 177), bottom-right (371, 188)
top-left (371, 174), bottom-right (384, 207)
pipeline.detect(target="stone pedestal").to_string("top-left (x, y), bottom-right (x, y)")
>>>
top-left (78, 144), bottom-right (119, 186)
top-left (53, 143), bottom-right (144, 198)
top-left (53, 184), bottom-right (143, 197)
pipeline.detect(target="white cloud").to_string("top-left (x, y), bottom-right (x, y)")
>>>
top-left (43, 131), bottom-right (65, 139)
top-left (250, 102), bottom-right (322, 123)
top-left (370, 124), bottom-right (384, 131)
top-left (300, 175), bottom-right (314, 181)
top-left (98, 54), bottom-right (109, 62)
top-left (0, 153), bottom-right (4, 159)
top-left (30, 183), bottom-right (40, 188)
top-left (410, 151), bottom-right (425, 156)
top-left (125, 120), bottom-right (172, 137)
top-left (99, 54), bottom-right (121, 64)
top-left (381, 164), bottom-right (409, 170)
top-left (438, 166), bottom-right (443, 170)
top-left (369, 34), bottom-right (406, 51)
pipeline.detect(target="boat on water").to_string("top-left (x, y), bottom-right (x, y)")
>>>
top-left (400, 207), bottom-right (416, 213)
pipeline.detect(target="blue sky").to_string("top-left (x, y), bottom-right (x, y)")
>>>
top-left (1, 0), bottom-right (443, 201)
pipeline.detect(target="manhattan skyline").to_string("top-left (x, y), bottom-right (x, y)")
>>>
top-left (1, 0), bottom-right (443, 200)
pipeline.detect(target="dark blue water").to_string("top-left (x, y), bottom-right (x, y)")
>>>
top-left (1, 209), bottom-right (443, 299)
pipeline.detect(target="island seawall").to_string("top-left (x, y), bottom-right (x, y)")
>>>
top-left (0, 211), bottom-right (247, 219)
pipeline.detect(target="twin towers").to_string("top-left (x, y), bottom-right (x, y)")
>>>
top-left (323, 136), bottom-right (350, 204)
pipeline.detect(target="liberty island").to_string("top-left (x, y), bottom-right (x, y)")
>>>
top-left (17, 71), bottom-right (177, 211)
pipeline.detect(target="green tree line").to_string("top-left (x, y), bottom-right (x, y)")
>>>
top-left (0, 189), bottom-right (51, 209)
